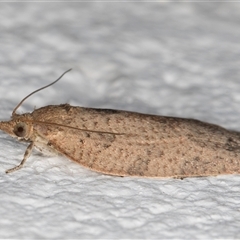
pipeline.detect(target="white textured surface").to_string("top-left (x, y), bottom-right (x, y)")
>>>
top-left (1, 2), bottom-right (240, 239)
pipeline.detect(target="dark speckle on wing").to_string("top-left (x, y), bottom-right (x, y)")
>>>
top-left (91, 109), bottom-right (121, 114)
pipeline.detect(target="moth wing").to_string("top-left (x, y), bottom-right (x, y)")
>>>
top-left (32, 105), bottom-right (240, 177)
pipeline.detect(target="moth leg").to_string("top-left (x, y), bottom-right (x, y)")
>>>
top-left (6, 142), bottom-right (35, 174)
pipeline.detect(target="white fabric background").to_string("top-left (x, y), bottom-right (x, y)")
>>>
top-left (0, 2), bottom-right (240, 239)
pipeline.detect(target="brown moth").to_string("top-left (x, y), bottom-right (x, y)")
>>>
top-left (1, 69), bottom-right (240, 178)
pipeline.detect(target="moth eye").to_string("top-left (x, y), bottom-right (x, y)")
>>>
top-left (14, 122), bottom-right (28, 137)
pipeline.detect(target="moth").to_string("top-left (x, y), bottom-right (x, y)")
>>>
top-left (1, 69), bottom-right (240, 178)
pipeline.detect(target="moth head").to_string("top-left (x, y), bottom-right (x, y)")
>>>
top-left (0, 117), bottom-right (33, 140)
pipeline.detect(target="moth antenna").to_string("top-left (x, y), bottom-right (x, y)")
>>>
top-left (12, 69), bottom-right (72, 117)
